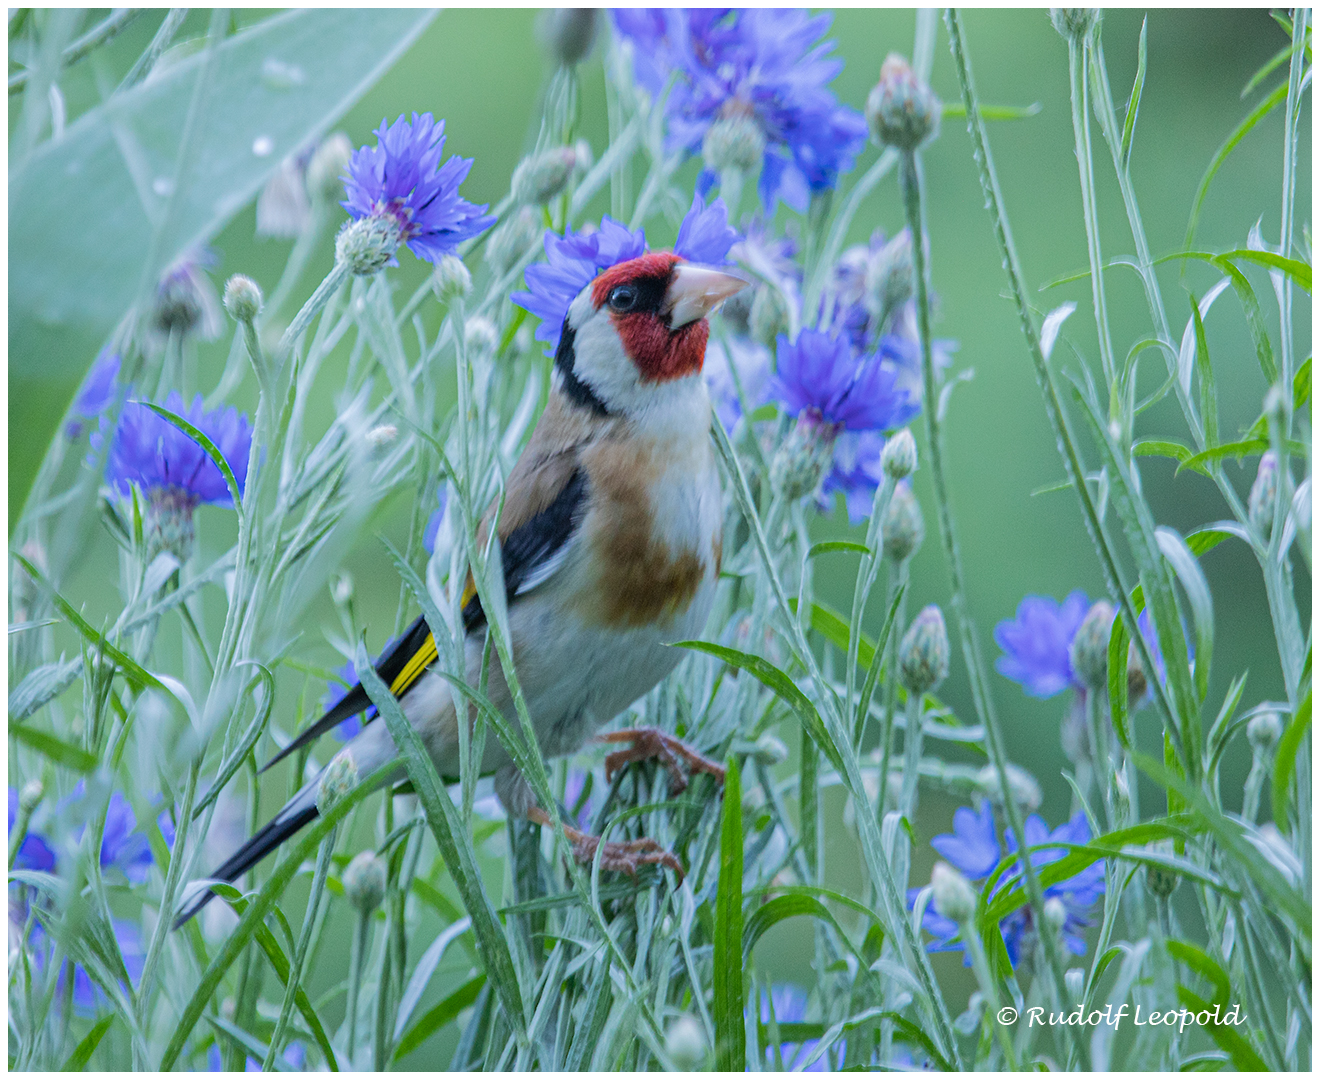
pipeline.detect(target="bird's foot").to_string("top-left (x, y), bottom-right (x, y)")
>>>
top-left (598, 727), bottom-right (726, 796)
top-left (526, 807), bottom-right (684, 881)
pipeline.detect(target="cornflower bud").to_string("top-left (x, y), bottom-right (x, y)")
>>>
top-left (316, 752), bottom-right (359, 816)
top-left (1043, 897), bottom-right (1068, 934)
top-left (866, 54), bottom-right (941, 153)
top-left (1248, 452), bottom-right (1278, 539)
top-left (1145, 841), bottom-right (1178, 899)
top-left (702, 108), bottom-right (767, 175)
top-left (336, 215), bottom-right (401, 276)
top-left (223, 274), bottom-right (263, 324)
top-left (512, 146), bottom-right (576, 206)
top-left (863, 229), bottom-right (914, 332)
top-left (540, 8), bottom-right (598, 66)
top-left (898, 605), bottom-right (949, 696)
top-left (882, 482), bottom-right (924, 563)
top-left (1050, 8), bottom-right (1101, 40)
top-left (464, 316), bottom-right (499, 356)
top-left (1069, 600), bottom-right (1115, 693)
top-left (666, 1014), bottom-right (706, 1071)
top-left (881, 428), bottom-right (918, 480)
top-left (342, 850), bottom-right (388, 913)
top-left (1247, 712), bottom-right (1282, 753)
top-left (307, 133), bottom-right (353, 204)
top-left (976, 762), bottom-right (1042, 812)
top-left (930, 861), bottom-right (977, 924)
top-left (749, 285), bottom-right (787, 348)
top-left (331, 572), bottom-right (354, 605)
top-left (1125, 643), bottom-right (1148, 703)
top-left (487, 207), bottom-right (543, 276)
top-left (432, 253), bottom-right (473, 305)
top-left (19, 779), bottom-right (44, 815)
top-left (770, 414), bottom-right (839, 500)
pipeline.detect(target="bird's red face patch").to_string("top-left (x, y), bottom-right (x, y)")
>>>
top-left (591, 252), bottom-right (709, 383)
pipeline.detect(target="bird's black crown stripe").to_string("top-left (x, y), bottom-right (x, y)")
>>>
top-left (554, 321), bottom-right (611, 417)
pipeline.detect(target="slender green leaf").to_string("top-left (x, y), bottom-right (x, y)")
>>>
top-left (393, 973), bottom-right (486, 1061)
top-left (1108, 613), bottom-right (1131, 749)
top-left (8, 656), bottom-right (82, 720)
top-left (742, 894), bottom-right (868, 969)
top-left (1155, 526), bottom-right (1214, 704)
top-left (1272, 689), bottom-right (1311, 832)
top-left (1178, 437), bottom-right (1307, 475)
top-left (789, 597), bottom-right (872, 669)
top-left (61, 1014), bottom-right (114, 1071)
top-left (1186, 529), bottom-right (1232, 557)
top-left (1243, 43), bottom-right (1293, 97)
top-left (674, 640), bottom-right (846, 781)
top-left (1188, 293), bottom-right (1218, 448)
top-left (1294, 356), bottom-right (1311, 409)
top-left (9, 723), bottom-right (98, 772)
top-left (1184, 81), bottom-right (1289, 249)
top-left (1120, 17), bottom-right (1148, 168)
top-left (942, 101), bottom-right (1042, 120)
top-left (1218, 258), bottom-right (1278, 383)
top-left (1167, 941), bottom-right (1230, 1008)
top-left (713, 754), bottom-right (745, 1072)
top-left (806, 540), bottom-right (870, 560)
top-left (1175, 987), bottom-right (1268, 1071)
top-left (193, 665), bottom-right (275, 818)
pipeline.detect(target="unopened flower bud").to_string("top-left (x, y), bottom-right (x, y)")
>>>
top-left (432, 253), bottom-right (473, 305)
top-left (145, 488), bottom-right (197, 564)
top-left (898, 605), bottom-right (949, 696)
top-left (1248, 452), bottom-right (1278, 539)
top-left (882, 482), bottom-right (924, 563)
top-left (366, 424), bottom-right (397, 449)
top-left (666, 1014), bottom-right (706, 1071)
top-left (307, 133), bottom-right (353, 204)
top-left (864, 230), bottom-right (914, 331)
top-left (770, 415), bottom-right (839, 500)
top-left (331, 572), bottom-right (354, 605)
top-left (1126, 643), bottom-right (1148, 703)
top-left (336, 215), bottom-right (400, 276)
top-left (540, 8), bottom-right (598, 66)
top-left (749, 285), bottom-right (787, 348)
top-left (702, 111), bottom-right (767, 175)
top-left (487, 207), bottom-right (544, 276)
top-left (881, 428), bottom-right (918, 480)
top-left (1069, 600), bottom-right (1115, 693)
top-left (1247, 712), bottom-right (1282, 753)
top-left (1050, 8), bottom-right (1101, 40)
top-left (752, 733), bottom-right (789, 766)
top-left (316, 752), bottom-right (359, 816)
top-left (1043, 897), bottom-right (1068, 933)
top-left (1145, 841), bottom-right (1178, 898)
top-left (223, 275), bottom-right (263, 323)
top-left (976, 762), bottom-right (1042, 812)
top-left (930, 861), bottom-right (977, 924)
top-left (464, 315), bottom-right (499, 356)
top-left (342, 850), bottom-right (387, 912)
top-left (19, 779), bottom-right (44, 815)
top-left (512, 147), bottom-right (576, 206)
top-left (867, 54), bottom-right (941, 152)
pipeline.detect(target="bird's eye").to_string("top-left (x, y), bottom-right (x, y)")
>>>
top-left (607, 284), bottom-right (638, 312)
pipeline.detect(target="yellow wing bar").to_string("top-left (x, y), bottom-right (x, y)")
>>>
top-left (390, 632), bottom-right (438, 696)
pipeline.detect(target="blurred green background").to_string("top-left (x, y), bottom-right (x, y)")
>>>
top-left (9, 8), bottom-right (1310, 1057)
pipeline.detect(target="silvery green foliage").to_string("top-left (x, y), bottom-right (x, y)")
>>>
top-left (7, 9), bottom-right (1311, 1074)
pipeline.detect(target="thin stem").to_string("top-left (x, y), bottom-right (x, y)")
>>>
top-left (8, 8), bottom-right (141, 95)
top-left (118, 8), bottom-right (187, 91)
top-left (898, 110), bottom-right (1081, 1058)
top-left (277, 262), bottom-right (350, 360)
top-left (345, 906), bottom-right (372, 1065)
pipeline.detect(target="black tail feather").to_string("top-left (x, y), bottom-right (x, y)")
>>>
top-left (172, 797), bottom-right (319, 929)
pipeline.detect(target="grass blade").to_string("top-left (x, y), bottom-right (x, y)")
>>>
top-left (1119, 16), bottom-right (1147, 169)
top-left (713, 753), bottom-right (745, 1072)
top-left (1272, 688), bottom-right (1311, 833)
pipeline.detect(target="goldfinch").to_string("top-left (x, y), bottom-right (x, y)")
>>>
top-left (177, 252), bottom-right (747, 925)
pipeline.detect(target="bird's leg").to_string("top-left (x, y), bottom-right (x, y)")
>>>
top-left (598, 727), bottom-right (727, 796)
top-left (525, 806), bottom-right (684, 880)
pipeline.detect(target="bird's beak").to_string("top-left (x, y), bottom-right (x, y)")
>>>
top-left (664, 264), bottom-right (749, 329)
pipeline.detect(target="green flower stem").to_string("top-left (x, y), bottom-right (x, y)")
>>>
top-left (1277, 9), bottom-right (1308, 391)
top-left (8, 801), bottom-right (36, 870)
top-left (898, 691), bottom-right (924, 824)
top-left (1085, 688), bottom-right (1116, 831)
top-left (1065, 32), bottom-right (1119, 419)
top-left (875, 562), bottom-right (909, 816)
top-left (345, 905), bottom-right (372, 1065)
top-left (897, 92), bottom-right (1082, 1060)
top-left (847, 477), bottom-right (896, 741)
top-left (958, 911), bottom-right (1019, 1069)
top-left (277, 261), bottom-right (349, 360)
top-left (718, 165), bottom-right (745, 223)
top-left (263, 825), bottom-right (337, 1071)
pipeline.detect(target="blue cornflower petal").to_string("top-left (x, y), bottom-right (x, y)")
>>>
top-left (993, 591), bottom-right (1091, 698)
top-left (343, 112), bottom-right (495, 266)
top-left (770, 328), bottom-right (914, 433)
top-left (94, 391), bottom-right (252, 508)
top-left (8, 788), bottom-right (57, 872)
top-left (674, 193), bottom-right (739, 265)
top-left (423, 486), bottom-right (449, 554)
top-left (67, 349), bottom-right (121, 438)
top-left (817, 431), bottom-right (886, 524)
top-left (930, 801), bottom-right (1001, 879)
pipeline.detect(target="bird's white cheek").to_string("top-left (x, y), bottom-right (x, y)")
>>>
top-left (571, 309), bottom-right (645, 410)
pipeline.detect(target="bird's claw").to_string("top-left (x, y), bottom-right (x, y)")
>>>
top-left (598, 727), bottom-right (726, 797)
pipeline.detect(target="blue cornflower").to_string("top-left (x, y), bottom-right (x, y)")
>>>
top-left (8, 787), bottom-right (56, 873)
top-left (65, 349), bottom-right (122, 439)
top-left (770, 328), bottom-right (915, 434)
top-left (512, 192), bottom-right (738, 357)
top-left (204, 1040), bottom-right (305, 1071)
top-left (342, 112), bottom-right (495, 265)
top-left (94, 391), bottom-right (252, 509)
top-left (25, 917), bottom-right (145, 1013)
top-left (817, 431), bottom-right (887, 525)
top-left (913, 801), bottom-right (1105, 966)
top-left (152, 248), bottom-right (223, 342)
top-left (757, 984), bottom-right (844, 1071)
top-left (62, 785), bottom-right (175, 884)
top-left (994, 591), bottom-right (1091, 698)
top-left (611, 9), bottom-right (868, 212)
top-left (704, 337), bottom-right (771, 432)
